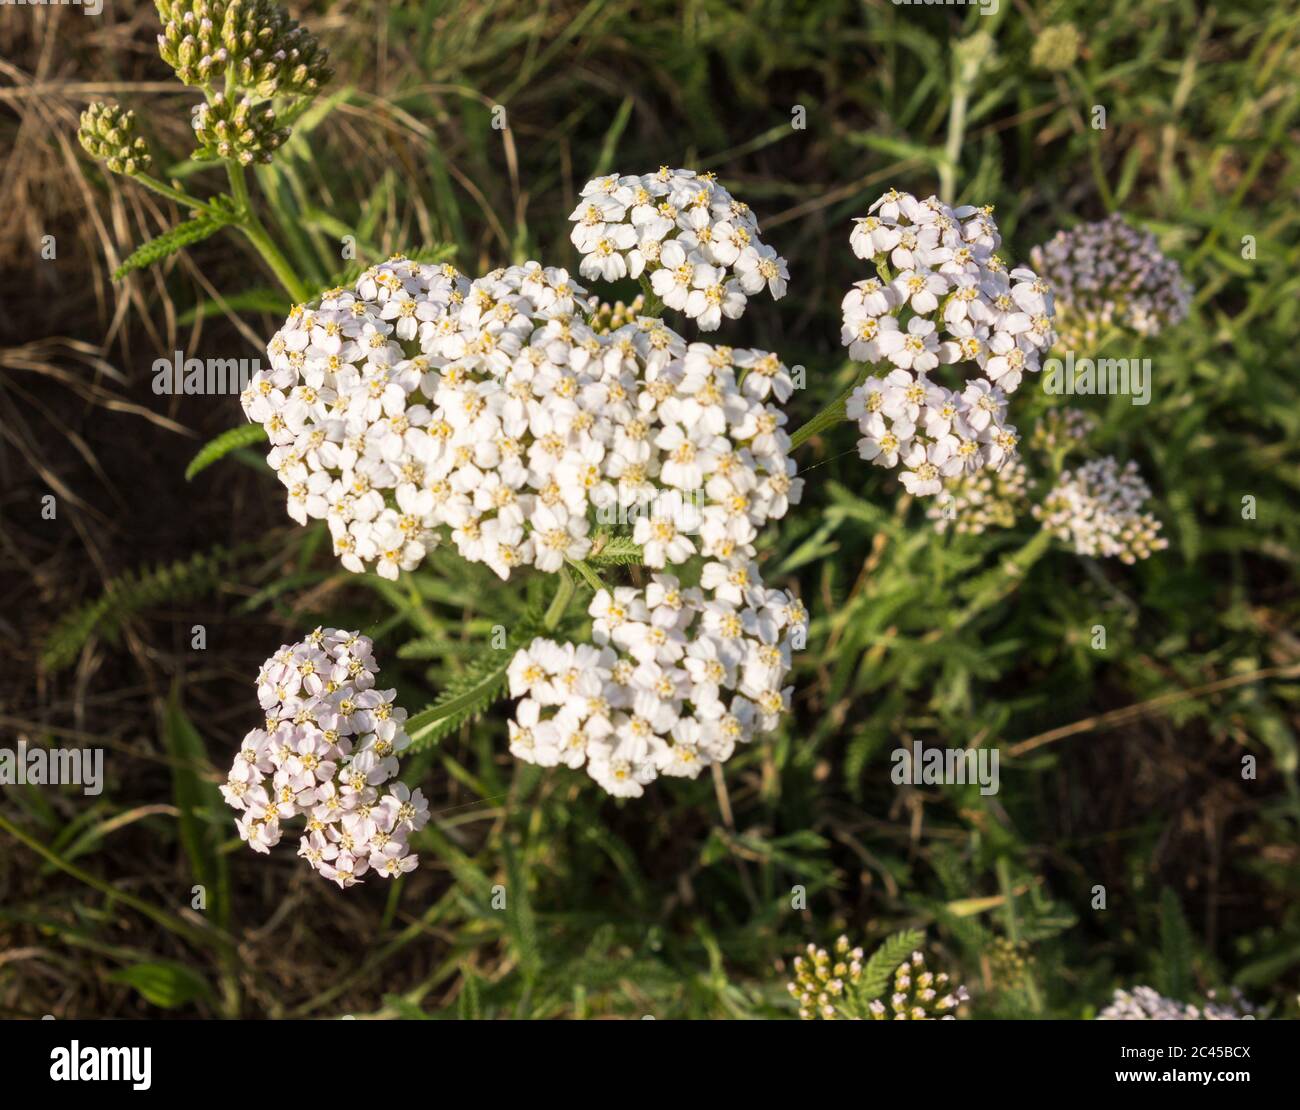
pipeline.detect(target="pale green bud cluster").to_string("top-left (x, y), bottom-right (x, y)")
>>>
top-left (1031, 23), bottom-right (1082, 72)
top-left (155, 0), bottom-right (332, 97)
top-left (191, 92), bottom-right (289, 166)
top-left (78, 103), bottom-right (154, 176)
top-left (589, 294), bottom-right (646, 335)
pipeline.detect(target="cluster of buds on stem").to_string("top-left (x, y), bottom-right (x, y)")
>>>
top-left (869, 949), bottom-right (969, 1020)
top-left (191, 92), bottom-right (289, 165)
top-left (77, 103), bottom-right (153, 176)
top-left (156, 0), bottom-right (332, 96)
top-left (152, 0), bottom-right (331, 166)
top-left (787, 936), bottom-right (866, 1019)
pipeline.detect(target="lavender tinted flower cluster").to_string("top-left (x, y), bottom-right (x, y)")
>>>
top-left (1098, 986), bottom-right (1255, 1020)
top-left (220, 628), bottom-right (427, 888)
top-left (1034, 455), bottom-right (1167, 563)
top-left (1030, 214), bottom-right (1192, 347)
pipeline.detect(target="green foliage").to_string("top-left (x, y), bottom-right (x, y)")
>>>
top-left (185, 423), bottom-right (267, 481)
top-left (112, 213), bottom-right (234, 281)
top-left (41, 547), bottom-right (244, 672)
top-left (852, 929), bottom-right (926, 1007)
top-left (405, 602), bottom-right (547, 751)
top-left (107, 961), bottom-right (213, 1009)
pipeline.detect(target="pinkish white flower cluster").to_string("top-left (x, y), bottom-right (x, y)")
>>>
top-left (1034, 456), bottom-right (1167, 563)
top-left (1030, 213), bottom-right (1192, 348)
top-left (927, 456), bottom-right (1031, 535)
top-left (220, 627), bottom-right (427, 888)
top-left (505, 567), bottom-right (807, 797)
top-left (842, 189), bottom-right (1056, 496)
top-left (242, 256), bottom-right (801, 580)
top-left (569, 168), bottom-right (789, 330)
top-left (1098, 986), bottom-right (1255, 1021)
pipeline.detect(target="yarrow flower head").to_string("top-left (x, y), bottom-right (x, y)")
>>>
top-left (155, 0), bottom-right (332, 96)
top-left (191, 92), bottom-right (288, 165)
top-left (842, 189), bottom-right (1056, 497)
top-left (1034, 455), bottom-right (1167, 563)
top-left (78, 103), bottom-right (153, 176)
top-left (243, 256), bottom-right (802, 581)
top-left (788, 938), bottom-right (968, 1020)
top-left (927, 456), bottom-right (1031, 535)
top-left (1030, 214), bottom-right (1192, 348)
top-left (868, 949), bottom-right (969, 1020)
top-left (505, 566), bottom-right (806, 797)
top-left (155, 0), bottom-right (332, 164)
top-left (1098, 986), bottom-right (1255, 1021)
top-left (787, 935), bottom-right (866, 1020)
top-left (1031, 23), bottom-right (1082, 71)
top-left (220, 627), bottom-right (427, 888)
top-left (569, 168), bottom-right (789, 330)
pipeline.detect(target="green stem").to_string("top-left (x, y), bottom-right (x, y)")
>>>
top-left (789, 364), bottom-right (872, 450)
top-left (544, 566), bottom-right (576, 630)
top-left (637, 274), bottom-right (665, 318)
top-left (996, 857), bottom-right (1044, 1014)
top-left (566, 558), bottom-right (606, 593)
top-left (950, 528), bottom-right (1054, 630)
top-left (131, 172), bottom-right (218, 216)
top-left (940, 87), bottom-right (969, 206)
top-left (227, 161), bottom-right (311, 303)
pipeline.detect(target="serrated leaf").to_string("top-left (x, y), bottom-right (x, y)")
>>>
top-left (113, 214), bottom-right (233, 281)
top-left (186, 423), bottom-right (267, 481)
top-left (853, 928), bottom-right (926, 1005)
top-left (405, 613), bottom-right (545, 751)
top-left (589, 533), bottom-right (643, 566)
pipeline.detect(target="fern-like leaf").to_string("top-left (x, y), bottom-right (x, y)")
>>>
top-left (113, 214), bottom-right (234, 281)
top-left (186, 423), bottom-right (267, 481)
top-left (588, 533), bottom-right (643, 567)
top-left (406, 609), bottom-right (546, 751)
top-left (852, 928), bottom-right (926, 1005)
top-left (41, 546), bottom-right (244, 672)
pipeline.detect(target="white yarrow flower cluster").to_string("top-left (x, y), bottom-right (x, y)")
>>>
top-left (842, 189), bottom-right (1056, 496)
top-left (927, 457), bottom-right (1031, 535)
top-left (242, 256), bottom-right (801, 580)
top-left (1098, 986), bottom-right (1255, 1021)
top-left (220, 627), bottom-right (428, 888)
top-left (1034, 455), bottom-right (1167, 563)
top-left (569, 168), bottom-right (789, 330)
top-left (1030, 213), bottom-right (1192, 348)
top-left (868, 950), bottom-right (969, 1021)
top-left (505, 567), bottom-right (807, 797)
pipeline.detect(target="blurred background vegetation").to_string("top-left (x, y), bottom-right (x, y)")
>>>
top-left (1, 0), bottom-right (1298, 1018)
